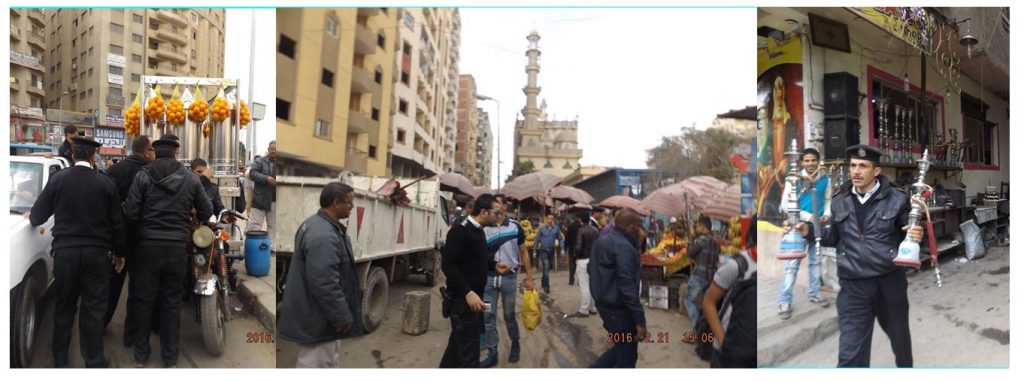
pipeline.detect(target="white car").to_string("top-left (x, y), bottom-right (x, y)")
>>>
top-left (10, 156), bottom-right (67, 367)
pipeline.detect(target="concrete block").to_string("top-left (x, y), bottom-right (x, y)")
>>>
top-left (402, 291), bottom-right (431, 335)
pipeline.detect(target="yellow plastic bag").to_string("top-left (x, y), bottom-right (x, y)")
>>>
top-left (522, 289), bottom-right (541, 331)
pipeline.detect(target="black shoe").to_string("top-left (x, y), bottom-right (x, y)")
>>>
top-left (509, 341), bottom-right (520, 363)
top-left (569, 312), bottom-right (590, 318)
top-left (543, 286), bottom-right (550, 294)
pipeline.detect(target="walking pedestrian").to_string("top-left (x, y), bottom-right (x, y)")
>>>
top-left (439, 194), bottom-right (511, 368)
top-left (532, 214), bottom-right (563, 294)
top-left (572, 212), bottom-right (600, 317)
top-left (790, 145), bottom-right (922, 367)
top-left (278, 182), bottom-right (364, 368)
top-left (684, 216), bottom-right (720, 331)
top-left (480, 196), bottom-right (534, 367)
top-left (588, 208), bottom-right (647, 368)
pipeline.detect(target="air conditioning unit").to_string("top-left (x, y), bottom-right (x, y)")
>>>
top-left (68, 84), bottom-right (78, 92)
top-left (72, 63), bottom-right (78, 70)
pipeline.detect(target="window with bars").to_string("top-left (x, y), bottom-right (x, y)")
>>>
top-left (871, 79), bottom-right (940, 147)
top-left (315, 119), bottom-right (331, 138)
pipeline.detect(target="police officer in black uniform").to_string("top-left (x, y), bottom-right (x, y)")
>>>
top-left (790, 145), bottom-right (923, 367)
top-left (30, 136), bottom-right (127, 368)
top-left (124, 136), bottom-right (213, 368)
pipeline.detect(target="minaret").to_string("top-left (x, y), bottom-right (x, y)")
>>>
top-left (522, 29), bottom-right (542, 133)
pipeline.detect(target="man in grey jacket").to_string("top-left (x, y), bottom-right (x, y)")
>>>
top-left (249, 141), bottom-right (277, 241)
top-left (278, 182), bottom-right (363, 368)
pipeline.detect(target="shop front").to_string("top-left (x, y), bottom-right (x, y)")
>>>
top-left (757, 6), bottom-right (1010, 248)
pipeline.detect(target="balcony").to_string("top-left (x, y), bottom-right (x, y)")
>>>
top-left (10, 78), bottom-right (22, 92)
top-left (347, 109), bottom-right (378, 134)
top-left (155, 48), bottom-right (187, 64)
top-left (154, 26), bottom-right (188, 46)
top-left (11, 25), bottom-right (22, 41)
top-left (156, 10), bottom-right (188, 28)
top-left (345, 145), bottom-right (369, 174)
top-left (152, 63), bottom-right (184, 77)
top-left (27, 10), bottom-right (44, 27)
top-left (26, 80), bottom-right (45, 97)
top-left (28, 30), bottom-right (45, 51)
top-left (354, 23), bottom-right (376, 55)
top-left (358, 8), bottom-right (381, 17)
top-left (106, 94), bottom-right (125, 107)
top-left (350, 65), bottom-right (380, 95)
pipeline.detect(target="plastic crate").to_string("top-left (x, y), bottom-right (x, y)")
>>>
top-left (975, 207), bottom-right (997, 224)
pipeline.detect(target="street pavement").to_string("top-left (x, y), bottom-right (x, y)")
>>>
top-left (276, 267), bottom-right (704, 368)
top-left (26, 278), bottom-right (276, 368)
top-left (758, 245), bottom-right (1010, 367)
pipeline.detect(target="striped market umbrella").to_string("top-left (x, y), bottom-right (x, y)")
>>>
top-left (500, 171), bottom-right (563, 201)
top-left (695, 184), bottom-right (742, 221)
top-left (548, 185), bottom-right (595, 204)
top-left (599, 195), bottom-right (651, 216)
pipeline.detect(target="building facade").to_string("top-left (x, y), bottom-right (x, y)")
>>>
top-left (41, 8), bottom-right (225, 154)
top-left (455, 74), bottom-right (479, 184)
top-left (513, 30), bottom-right (582, 179)
top-left (476, 107), bottom-right (493, 189)
top-left (757, 7), bottom-right (1009, 217)
top-left (276, 8), bottom-right (396, 177)
top-left (9, 8), bottom-right (49, 145)
top-left (389, 8), bottom-right (462, 179)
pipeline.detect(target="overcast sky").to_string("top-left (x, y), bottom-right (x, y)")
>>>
top-left (459, 8), bottom-right (756, 186)
top-left (225, 9), bottom-right (276, 159)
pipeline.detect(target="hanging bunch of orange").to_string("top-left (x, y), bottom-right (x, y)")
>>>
top-left (188, 87), bottom-right (209, 122)
top-left (211, 96), bottom-right (230, 123)
top-left (145, 86), bottom-right (166, 121)
top-left (124, 99), bottom-right (142, 137)
top-left (239, 100), bottom-right (252, 127)
top-left (166, 85), bottom-right (185, 125)
top-left (167, 98), bottom-right (185, 125)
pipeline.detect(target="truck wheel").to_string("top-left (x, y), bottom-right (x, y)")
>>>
top-left (423, 252), bottom-right (441, 287)
top-left (361, 266), bottom-right (389, 333)
top-left (11, 274), bottom-right (41, 368)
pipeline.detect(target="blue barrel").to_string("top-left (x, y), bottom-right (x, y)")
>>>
top-left (244, 231), bottom-right (271, 277)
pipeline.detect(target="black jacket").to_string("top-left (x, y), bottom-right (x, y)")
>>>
top-left (278, 211), bottom-right (364, 344)
top-left (30, 165), bottom-right (127, 256)
top-left (565, 221), bottom-right (581, 257)
top-left (588, 226), bottom-right (646, 326)
top-left (250, 155), bottom-right (276, 210)
top-left (574, 223), bottom-right (599, 259)
top-left (58, 139), bottom-right (73, 165)
top-left (123, 158), bottom-right (213, 247)
top-left (817, 176), bottom-right (911, 280)
top-left (442, 217), bottom-right (498, 298)
top-left (200, 175), bottom-right (226, 216)
top-left (106, 154), bottom-right (149, 202)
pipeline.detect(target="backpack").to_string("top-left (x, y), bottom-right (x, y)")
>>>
top-left (694, 253), bottom-right (750, 362)
top-left (713, 272), bottom-right (756, 368)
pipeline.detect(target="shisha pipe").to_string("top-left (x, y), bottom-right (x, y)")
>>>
top-left (894, 105), bottom-right (903, 163)
top-left (878, 99), bottom-right (890, 164)
top-left (906, 108), bottom-right (915, 162)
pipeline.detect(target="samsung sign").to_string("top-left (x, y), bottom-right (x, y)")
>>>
top-left (94, 126), bottom-right (126, 147)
